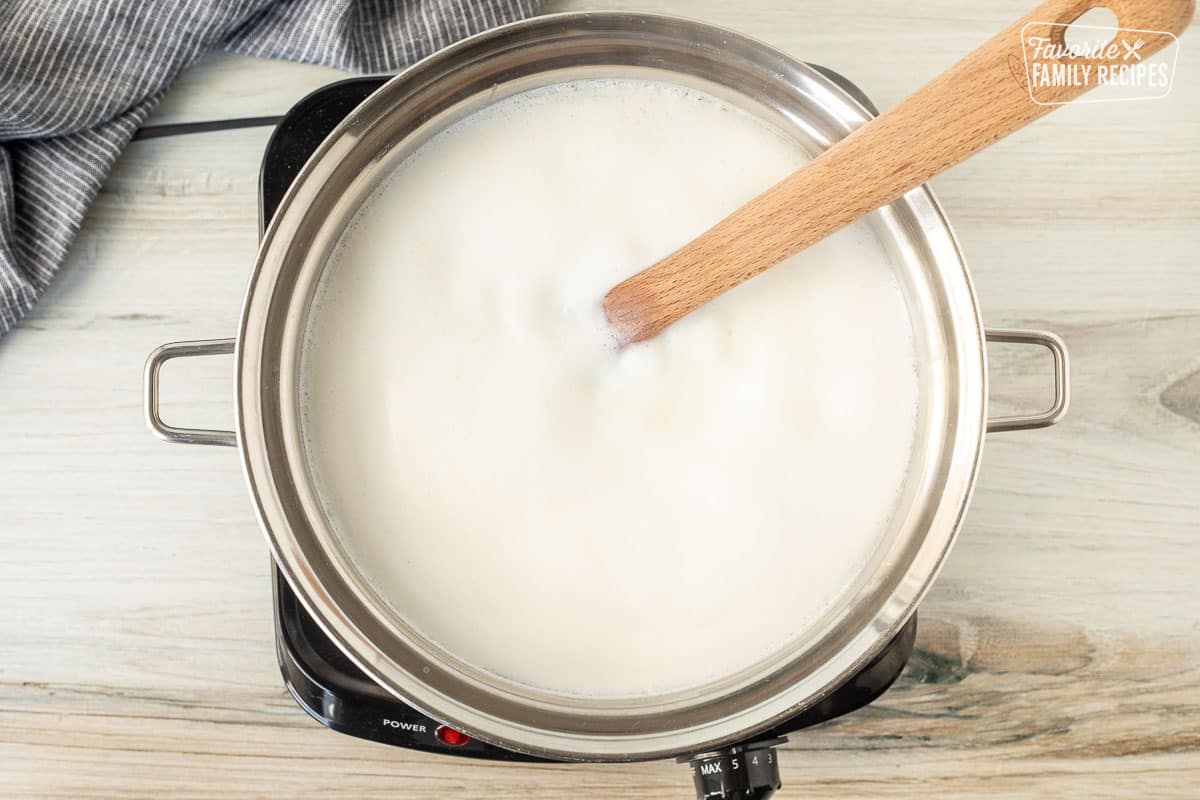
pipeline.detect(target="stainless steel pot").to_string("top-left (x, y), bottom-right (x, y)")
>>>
top-left (143, 12), bottom-right (1069, 762)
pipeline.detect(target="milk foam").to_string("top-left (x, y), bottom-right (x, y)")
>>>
top-left (301, 79), bottom-right (919, 697)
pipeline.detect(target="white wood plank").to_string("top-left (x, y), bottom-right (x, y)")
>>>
top-left (2, 0), bottom-right (1199, 796)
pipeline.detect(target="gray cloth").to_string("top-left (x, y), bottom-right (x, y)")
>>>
top-left (0, 0), bottom-right (538, 337)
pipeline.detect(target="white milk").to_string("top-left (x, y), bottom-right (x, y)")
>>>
top-left (301, 79), bottom-right (918, 698)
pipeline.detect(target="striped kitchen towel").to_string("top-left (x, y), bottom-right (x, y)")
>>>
top-left (0, 0), bottom-right (539, 337)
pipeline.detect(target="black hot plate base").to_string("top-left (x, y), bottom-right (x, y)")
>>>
top-left (263, 72), bottom-right (916, 768)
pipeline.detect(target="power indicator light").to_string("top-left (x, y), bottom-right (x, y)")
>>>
top-left (435, 725), bottom-right (470, 747)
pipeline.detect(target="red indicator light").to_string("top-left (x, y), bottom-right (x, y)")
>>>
top-left (435, 725), bottom-right (470, 747)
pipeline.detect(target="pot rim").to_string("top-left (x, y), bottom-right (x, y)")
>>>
top-left (234, 10), bottom-right (988, 761)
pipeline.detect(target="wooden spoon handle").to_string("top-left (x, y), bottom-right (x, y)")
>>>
top-left (604, 0), bottom-right (1193, 344)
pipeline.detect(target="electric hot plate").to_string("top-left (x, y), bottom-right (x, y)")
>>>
top-left (264, 72), bottom-right (916, 800)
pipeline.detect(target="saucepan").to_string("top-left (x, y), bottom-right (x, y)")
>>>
top-left (142, 13), bottom-right (1068, 762)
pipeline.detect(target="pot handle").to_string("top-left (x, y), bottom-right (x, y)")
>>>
top-left (985, 328), bottom-right (1070, 433)
top-left (144, 339), bottom-right (237, 447)
top-left (142, 331), bottom-right (1069, 442)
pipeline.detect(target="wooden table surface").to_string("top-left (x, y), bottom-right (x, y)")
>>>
top-left (2, 1), bottom-right (1198, 797)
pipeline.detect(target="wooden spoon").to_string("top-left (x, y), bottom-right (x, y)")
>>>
top-left (603, 0), bottom-right (1193, 345)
